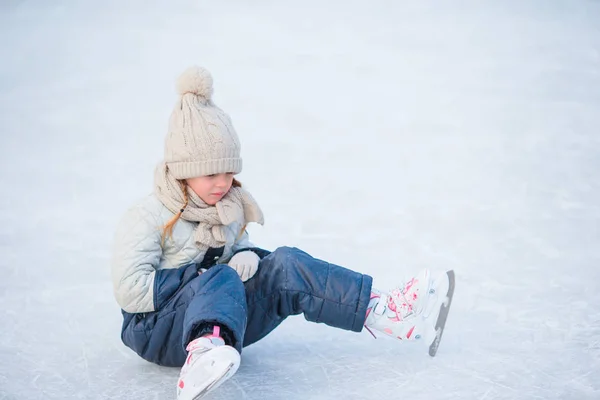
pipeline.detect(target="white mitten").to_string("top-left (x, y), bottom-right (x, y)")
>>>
top-left (228, 251), bottom-right (260, 282)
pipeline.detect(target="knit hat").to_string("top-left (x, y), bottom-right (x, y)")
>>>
top-left (164, 66), bottom-right (242, 179)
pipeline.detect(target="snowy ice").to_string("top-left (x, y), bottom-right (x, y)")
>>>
top-left (1, 0), bottom-right (599, 399)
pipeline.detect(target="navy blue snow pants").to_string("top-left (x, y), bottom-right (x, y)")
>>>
top-left (120, 246), bottom-right (373, 367)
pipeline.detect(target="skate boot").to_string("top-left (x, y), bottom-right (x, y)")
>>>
top-left (365, 269), bottom-right (449, 344)
top-left (177, 326), bottom-right (240, 400)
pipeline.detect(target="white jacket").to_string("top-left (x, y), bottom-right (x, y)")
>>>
top-left (111, 194), bottom-right (252, 313)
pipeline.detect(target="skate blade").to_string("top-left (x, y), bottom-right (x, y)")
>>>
top-left (192, 362), bottom-right (236, 400)
top-left (428, 270), bottom-right (455, 357)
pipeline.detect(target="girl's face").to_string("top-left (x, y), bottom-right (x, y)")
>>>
top-left (186, 173), bottom-right (235, 205)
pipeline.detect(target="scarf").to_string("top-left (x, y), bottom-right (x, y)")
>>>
top-left (154, 162), bottom-right (264, 250)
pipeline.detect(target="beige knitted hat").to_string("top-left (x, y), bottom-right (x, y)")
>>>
top-left (164, 66), bottom-right (242, 179)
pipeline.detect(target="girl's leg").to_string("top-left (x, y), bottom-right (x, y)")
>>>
top-left (242, 246), bottom-right (373, 348)
top-left (121, 264), bottom-right (247, 367)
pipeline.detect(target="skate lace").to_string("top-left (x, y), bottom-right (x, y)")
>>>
top-left (387, 277), bottom-right (419, 320)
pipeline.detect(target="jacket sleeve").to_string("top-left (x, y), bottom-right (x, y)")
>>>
top-left (112, 204), bottom-right (206, 313)
top-left (111, 205), bottom-right (162, 313)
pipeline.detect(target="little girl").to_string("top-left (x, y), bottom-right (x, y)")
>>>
top-left (111, 66), bottom-right (452, 400)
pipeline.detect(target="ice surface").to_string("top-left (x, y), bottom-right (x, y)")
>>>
top-left (1, 0), bottom-right (599, 399)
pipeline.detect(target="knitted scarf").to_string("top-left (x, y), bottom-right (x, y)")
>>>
top-left (154, 162), bottom-right (264, 250)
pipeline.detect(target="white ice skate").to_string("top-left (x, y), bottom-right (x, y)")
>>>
top-left (177, 326), bottom-right (240, 400)
top-left (365, 269), bottom-right (455, 355)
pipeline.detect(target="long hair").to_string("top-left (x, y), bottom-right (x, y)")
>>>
top-left (161, 178), bottom-right (243, 245)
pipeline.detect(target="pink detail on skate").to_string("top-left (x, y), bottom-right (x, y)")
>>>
top-left (213, 326), bottom-right (221, 337)
top-left (384, 328), bottom-right (393, 335)
top-left (406, 326), bottom-right (415, 339)
top-left (386, 297), bottom-right (404, 322)
top-left (186, 353), bottom-right (193, 365)
top-left (404, 277), bottom-right (417, 293)
top-left (387, 277), bottom-right (421, 322)
top-left (186, 338), bottom-right (204, 353)
top-left (179, 380), bottom-right (185, 389)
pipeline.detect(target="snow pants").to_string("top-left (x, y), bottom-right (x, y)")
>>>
top-left (120, 246), bottom-right (373, 367)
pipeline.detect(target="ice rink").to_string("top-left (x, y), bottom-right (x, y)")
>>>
top-left (1, 1), bottom-right (599, 399)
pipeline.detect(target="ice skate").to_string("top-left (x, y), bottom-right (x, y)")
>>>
top-left (177, 326), bottom-right (240, 400)
top-left (364, 269), bottom-right (454, 352)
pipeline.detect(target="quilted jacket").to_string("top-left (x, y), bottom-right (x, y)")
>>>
top-left (111, 194), bottom-right (253, 313)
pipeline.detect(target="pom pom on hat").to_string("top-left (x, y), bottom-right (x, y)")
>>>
top-left (165, 66), bottom-right (242, 178)
top-left (176, 66), bottom-right (213, 99)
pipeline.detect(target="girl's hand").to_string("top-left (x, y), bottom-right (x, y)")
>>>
top-left (228, 251), bottom-right (260, 281)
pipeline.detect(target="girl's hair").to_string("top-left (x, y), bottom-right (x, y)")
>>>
top-left (161, 177), bottom-right (242, 246)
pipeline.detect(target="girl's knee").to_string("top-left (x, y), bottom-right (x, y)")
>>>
top-left (191, 264), bottom-right (245, 296)
top-left (201, 263), bottom-right (240, 282)
top-left (264, 247), bottom-right (319, 290)
top-left (265, 247), bottom-right (298, 277)
top-left (269, 246), bottom-right (304, 265)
